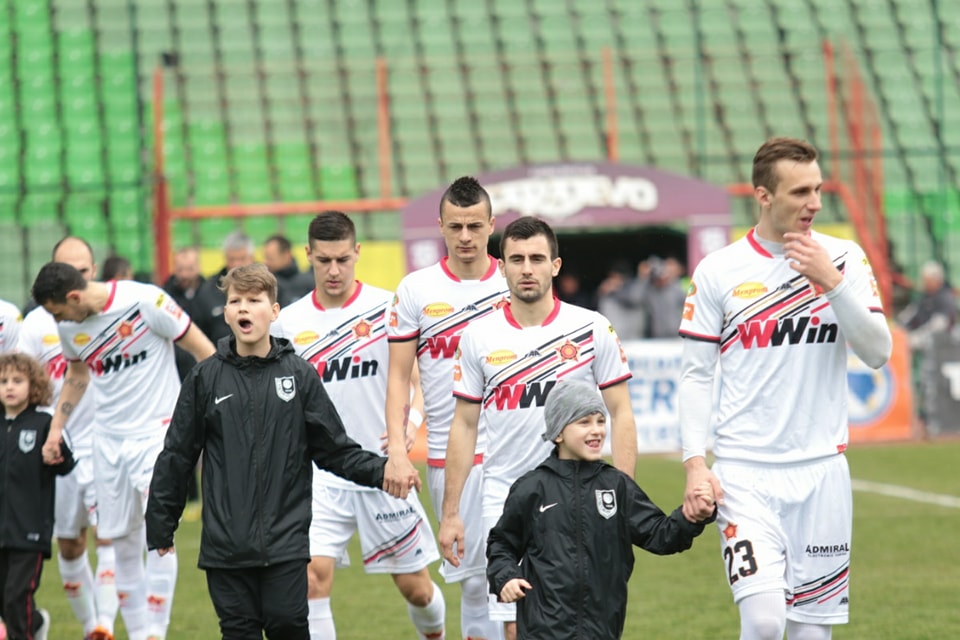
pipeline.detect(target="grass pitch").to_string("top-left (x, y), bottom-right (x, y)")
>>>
top-left (35, 441), bottom-right (960, 639)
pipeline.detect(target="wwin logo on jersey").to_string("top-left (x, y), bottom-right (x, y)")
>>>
top-left (492, 380), bottom-right (556, 410)
top-left (93, 350), bottom-right (147, 376)
top-left (424, 335), bottom-right (459, 359)
top-left (316, 356), bottom-right (379, 383)
top-left (737, 316), bottom-right (839, 349)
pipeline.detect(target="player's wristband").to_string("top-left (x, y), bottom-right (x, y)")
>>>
top-left (408, 408), bottom-right (424, 427)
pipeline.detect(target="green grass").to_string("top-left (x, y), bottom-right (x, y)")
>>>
top-left (36, 442), bottom-right (960, 639)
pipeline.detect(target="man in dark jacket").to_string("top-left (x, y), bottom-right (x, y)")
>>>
top-left (263, 234), bottom-right (314, 307)
top-left (192, 231), bottom-right (255, 345)
top-left (145, 264), bottom-right (411, 640)
top-left (487, 380), bottom-right (716, 639)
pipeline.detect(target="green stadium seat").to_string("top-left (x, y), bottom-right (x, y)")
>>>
top-left (243, 216), bottom-right (278, 242)
top-left (19, 193), bottom-right (61, 227)
top-left (197, 218), bottom-right (241, 249)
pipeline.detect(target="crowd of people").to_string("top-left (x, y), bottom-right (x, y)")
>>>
top-left (0, 136), bottom-right (938, 640)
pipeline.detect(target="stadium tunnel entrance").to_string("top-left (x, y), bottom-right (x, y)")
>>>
top-left (400, 162), bottom-right (732, 292)
top-left (487, 225), bottom-right (688, 306)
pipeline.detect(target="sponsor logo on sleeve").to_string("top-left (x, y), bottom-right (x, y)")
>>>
top-left (74, 333), bottom-right (91, 346)
top-left (682, 302), bottom-right (695, 321)
top-left (42, 334), bottom-right (59, 345)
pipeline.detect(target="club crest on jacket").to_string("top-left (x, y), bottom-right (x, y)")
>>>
top-left (275, 376), bottom-right (296, 402)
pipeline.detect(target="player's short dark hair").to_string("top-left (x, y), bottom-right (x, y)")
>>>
top-left (440, 176), bottom-right (492, 219)
top-left (308, 211), bottom-right (356, 245)
top-left (218, 263), bottom-right (278, 304)
top-left (0, 352), bottom-right (53, 407)
top-left (265, 234), bottom-right (292, 254)
top-left (752, 137), bottom-right (819, 193)
top-left (500, 216), bottom-right (559, 261)
top-left (101, 255), bottom-right (132, 281)
top-left (31, 262), bottom-right (90, 305)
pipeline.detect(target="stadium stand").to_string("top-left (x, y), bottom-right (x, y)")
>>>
top-left (0, 0), bottom-right (957, 304)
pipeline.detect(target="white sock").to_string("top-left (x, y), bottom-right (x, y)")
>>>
top-left (58, 552), bottom-right (98, 634)
top-left (407, 581), bottom-right (445, 640)
top-left (786, 620), bottom-right (833, 640)
top-left (113, 531), bottom-right (147, 639)
top-left (95, 544), bottom-right (119, 631)
top-left (460, 574), bottom-right (500, 640)
top-left (738, 592), bottom-right (786, 640)
top-left (308, 597), bottom-right (336, 640)
top-left (145, 548), bottom-right (178, 639)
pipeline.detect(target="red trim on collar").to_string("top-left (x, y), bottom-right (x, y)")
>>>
top-left (312, 281), bottom-right (362, 310)
top-left (503, 296), bottom-right (561, 329)
top-left (102, 281), bottom-right (117, 312)
top-left (440, 255), bottom-right (498, 282)
top-left (746, 228), bottom-right (774, 258)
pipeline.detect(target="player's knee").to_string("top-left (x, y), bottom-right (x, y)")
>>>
top-left (394, 569), bottom-right (435, 607)
top-left (739, 592), bottom-right (786, 640)
top-left (57, 535), bottom-right (87, 559)
top-left (306, 558), bottom-right (334, 599)
top-left (460, 574), bottom-right (488, 605)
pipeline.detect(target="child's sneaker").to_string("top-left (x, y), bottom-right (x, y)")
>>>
top-left (35, 609), bottom-right (50, 640)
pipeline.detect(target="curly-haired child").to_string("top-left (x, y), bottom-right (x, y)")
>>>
top-left (0, 353), bottom-right (75, 640)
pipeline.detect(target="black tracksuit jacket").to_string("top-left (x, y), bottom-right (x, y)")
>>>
top-left (487, 452), bottom-right (715, 639)
top-left (145, 336), bottom-right (386, 569)
top-left (1, 406), bottom-right (75, 558)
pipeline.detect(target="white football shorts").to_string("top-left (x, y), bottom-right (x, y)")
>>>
top-left (713, 454), bottom-right (852, 625)
top-left (309, 481), bottom-right (439, 575)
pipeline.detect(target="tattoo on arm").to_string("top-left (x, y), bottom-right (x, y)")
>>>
top-left (64, 378), bottom-right (87, 392)
top-left (61, 402), bottom-right (75, 417)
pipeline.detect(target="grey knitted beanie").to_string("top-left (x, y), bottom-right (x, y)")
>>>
top-left (542, 380), bottom-right (607, 442)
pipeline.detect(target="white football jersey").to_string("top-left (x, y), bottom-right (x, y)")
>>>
top-left (58, 281), bottom-right (190, 438)
top-left (387, 257), bottom-right (509, 459)
top-left (18, 307), bottom-right (95, 454)
top-left (275, 282), bottom-right (391, 491)
top-left (679, 228), bottom-right (884, 464)
top-left (454, 299), bottom-right (631, 511)
top-left (0, 298), bottom-right (21, 354)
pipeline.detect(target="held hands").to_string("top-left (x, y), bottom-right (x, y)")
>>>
top-left (682, 459), bottom-right (724, 523)
top-left (157, 547), bottom-right (175, 557)
top-left (438, 514), bottom-right (465, 567)
top-left (690, 481), bottom-right (717, 521)
top-left (499, 578), bottom-right (532, 603)
top-left (382, 453), bottom-right (421, 499)
top-left (783, 232), bottom-right (842, 292)
top-left (41, 428), bottom-right (64, 465)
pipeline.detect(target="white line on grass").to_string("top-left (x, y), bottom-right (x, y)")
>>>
top-left (852, 479), bottom-right (960, 509)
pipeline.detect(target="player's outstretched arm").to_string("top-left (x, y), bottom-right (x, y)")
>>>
top-left (438, 398), bottom-right (480, 567)
top-left (176, 322), bottom-right (216, 362)
top-left (601, 381), bottom-right (638, 476)
top-left (383, 339), bottom-right (420, 498)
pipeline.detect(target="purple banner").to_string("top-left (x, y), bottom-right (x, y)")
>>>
top-left (400, 162), bottom-right (731, 272)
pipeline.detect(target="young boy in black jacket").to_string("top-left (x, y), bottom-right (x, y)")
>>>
top-left (145, 264), bottom-right (413, 640)
top-left (487, 379), bottom-right (717, 640)
top-left (0, 353), bottom-right (75, 640)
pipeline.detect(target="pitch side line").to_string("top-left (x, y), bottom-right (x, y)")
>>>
top-left (852, 479), bottom-right (960, 509)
